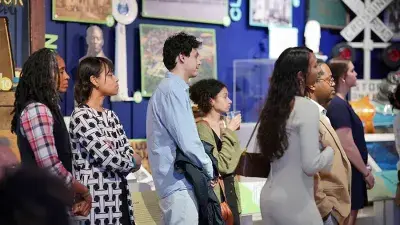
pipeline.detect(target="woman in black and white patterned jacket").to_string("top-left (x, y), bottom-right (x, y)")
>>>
top-left (69, 57), bottom-right (142, 225)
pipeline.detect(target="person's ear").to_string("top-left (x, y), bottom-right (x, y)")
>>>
top-left (90, 75), bottom-right (99, 88)
top-left (297, 71), bottom-right (305, 86)
top-left (178, 53), bottom-right (185, 64)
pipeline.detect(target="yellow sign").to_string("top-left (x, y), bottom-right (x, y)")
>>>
top-left (0, 0), bottom-right (23, 6)
top-left (0, 77), bottom-right (12, 91)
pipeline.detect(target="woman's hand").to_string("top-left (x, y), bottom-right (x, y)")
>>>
top-left (226, 114), bottom-right (241, 131)
top-left (72, 191), bottom-right (92, 216)
top-left (364, 171), bottom-right (375, 190)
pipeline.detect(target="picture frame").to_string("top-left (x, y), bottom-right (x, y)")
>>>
top-left (52, 0), bottom-right (114, 26)
top-left (0, 17), bottom-right (15, 81)
top-left (249, 0), bottom-right (292, 28)
top-left (141, 0), bottom-right (229, 25)
top-left (383, 0), bottom-right (400, 41)
top-left (139, 24), bottom-right (218, 97)
top-left (307, 0), bottom-right (349, 29)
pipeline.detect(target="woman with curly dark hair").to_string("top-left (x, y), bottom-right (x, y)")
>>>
top-left (190, 79), bottom-right (244, 225)
top-left (257, 47), bottom-right (334, 225)
top-left (11, 48), bottom-right (91, 216)
top-left (70, 57), bottom-right (142, 225)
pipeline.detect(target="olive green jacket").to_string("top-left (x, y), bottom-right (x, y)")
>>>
top-left (196, 121), bottom-right (244, 213)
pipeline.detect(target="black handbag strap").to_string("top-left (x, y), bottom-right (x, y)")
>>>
top-left (245, 116), bottom-right (261, 149)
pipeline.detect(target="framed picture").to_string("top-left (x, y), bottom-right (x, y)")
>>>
top-left (384, 0), bottom-right (400, 41)
top-left (142, 0), bottom-right (229, 25)
top-left (139, 24), bottom-right (217, 97)
top-left (307, 0), bottom-right (349, 29)
top-left (52, 0), bottom-right (114, 25)
top-left (249, 0), bottom-right (292, 28)
top-left (0, 17), bottom-right (15, 82)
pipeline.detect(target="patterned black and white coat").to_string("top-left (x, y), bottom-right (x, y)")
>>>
top-left (69, 105), bottom-right (138, 225)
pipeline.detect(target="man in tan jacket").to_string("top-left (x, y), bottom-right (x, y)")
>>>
top-left (306, 60), bottom-right (352, 225)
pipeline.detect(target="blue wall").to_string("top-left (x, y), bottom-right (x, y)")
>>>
top-left (45, 0), bottom-right (391, 138)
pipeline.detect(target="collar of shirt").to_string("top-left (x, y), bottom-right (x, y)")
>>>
top-left (308, 98), bottom-right (327, 116)
top-left (166, 72), bottom-right (189, 92)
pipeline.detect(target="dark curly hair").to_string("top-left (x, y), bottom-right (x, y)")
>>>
top-left (189, 79), bottom-right (227, 114)
top-left (163, 32), bottom-right (202, 71)
top-left (257, 47), bottom-right (313, 162)
top-left (74, 57), bottom-right (114, 105)
top-left (11, 48), bottom-right (60, 133)
top-left (328, 58), bottom-right (349, 91)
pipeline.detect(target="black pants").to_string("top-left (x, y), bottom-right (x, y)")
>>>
top-left (223, 175), bottom-right (240, 225)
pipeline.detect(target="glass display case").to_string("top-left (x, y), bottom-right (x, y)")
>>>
top-left (233, 59), bottom-right (275, 123)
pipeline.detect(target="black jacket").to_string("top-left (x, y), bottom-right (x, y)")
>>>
top-left (16, 102), bottom-right (72, 173)
top-left (175, 141), bottom-right (223, 225)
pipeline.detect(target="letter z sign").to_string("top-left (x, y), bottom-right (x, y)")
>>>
top-left (341, 0), bottom-right (394, 42)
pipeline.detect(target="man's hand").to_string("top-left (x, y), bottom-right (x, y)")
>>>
top-left (210, 179), bottom-right (217, 188)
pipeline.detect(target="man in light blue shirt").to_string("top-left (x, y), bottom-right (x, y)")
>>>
top-left (146, 32), bottom-right (214, 225)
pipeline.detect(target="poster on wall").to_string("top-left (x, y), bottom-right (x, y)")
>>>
top-left (52, 0), bottom-right (114, 26)
top-left (142, 0), bottom-right (229, 25)
top-left (0, 17), bottom-right (15, 85)
top-left (139, 24), bottom-right (217, 97)
top-left (384, 0), bottom-right (400, 41)
top-left (307, 0), bottom-right (349, 29)
top-left (249, 0), bottom-right (292, 27)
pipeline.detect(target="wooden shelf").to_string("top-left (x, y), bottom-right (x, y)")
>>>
top-left (0, 91), bottom-right (19, 161)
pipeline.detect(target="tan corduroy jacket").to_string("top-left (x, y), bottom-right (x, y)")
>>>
top-left (314, 116), bottom-right (352, 225)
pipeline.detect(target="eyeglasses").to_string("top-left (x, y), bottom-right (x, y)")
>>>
top-left (317, 77), bottom-right (335, 86)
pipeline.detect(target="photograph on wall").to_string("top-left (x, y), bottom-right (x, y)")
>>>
top-left (249, 0), bottom-right (292, 27)
top-left (139, 24), bottom-right (217, 97)
top-left (52, 0), bottom-right (113, 25)
top-left (0, 17), bottom-right (15, 83)
top-left (307, 0), bottom-right (349, 29)
top-left (384, 0), bottom-right (400, 41)
top-left (142, 0), bottom-right (229, 25)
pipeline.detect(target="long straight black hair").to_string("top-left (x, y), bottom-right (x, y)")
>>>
top-left (257, 47), bottom-right (313, 162)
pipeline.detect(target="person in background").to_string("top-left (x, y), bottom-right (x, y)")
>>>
top-left (10, 48), bottom-right (91, 216)
top-left (146, 32), bottom-right (214, 225)
top-left (257, 47), bottom-right (334, 225)
top-left (388, 84), bottom-right (400, 207)
top-left (190, 79), bottom-right (244, 225)
top-left (327, 59), bottom-right (375, 225)
top-left (0, 137), bottom-right (18, 181)
top-left (56, 54), bottom-right (70, 93)
top-left (306, 60), bottom-right (352, 225)
top-left (0, 166), bottom-right (73, 225)
top-left (70, 57), bottom-right (142, 225)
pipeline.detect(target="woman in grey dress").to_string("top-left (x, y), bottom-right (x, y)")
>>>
top-left (257, 47), bottom-right (334, 225)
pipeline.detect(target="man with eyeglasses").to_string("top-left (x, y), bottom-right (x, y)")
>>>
top-left (306, 59), bottom-right (352, 225)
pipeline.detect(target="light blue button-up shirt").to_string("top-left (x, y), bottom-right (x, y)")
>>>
top-left (146, 72), bottom-right (214, 198)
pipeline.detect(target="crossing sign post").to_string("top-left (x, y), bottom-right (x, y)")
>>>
top-left (340, 0), bottom-right (394, 80)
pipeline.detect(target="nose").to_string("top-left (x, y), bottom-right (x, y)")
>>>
top-left (65, 72), bottom-right (70, 80)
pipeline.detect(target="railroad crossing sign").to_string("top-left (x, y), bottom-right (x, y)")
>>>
top-left (340, 0), bottom-right (394, 80)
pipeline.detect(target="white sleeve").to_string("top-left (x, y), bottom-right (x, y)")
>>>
top-left (298, 100), bottom-right (334, 176)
